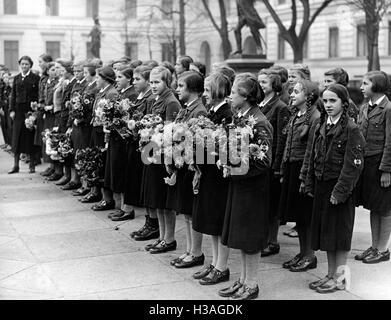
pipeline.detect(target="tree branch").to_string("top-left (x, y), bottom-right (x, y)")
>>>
top-left (201, 0), bottom-right (222, 33)
top-left (263, 0), bottom-right (288, 35)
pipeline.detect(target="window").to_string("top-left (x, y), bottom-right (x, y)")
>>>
top-left (87, 0), bottom-right (99, 17)
top-left (278, 34), bottom-right (285, 60)
top-left (161, 0), bottom-right (173, 20)
top-left (161, 43), bottom-right (173, 62)
top-left (4, 0), bottom-right (17, 14)
top-left (125, 0), bottom-right (137, 18)
top-left (46, 0), bottom-right (59, 16)
top-left (46, 41), bottom-right (61, 60)
top-left (329, 27), bottom-right (339, 58)
top-left (4, 41), bottom-right (19, 71)
top-left (125, 42), bottom-right (138, 60)
top-left (357, 24), bottom-right (367, 57)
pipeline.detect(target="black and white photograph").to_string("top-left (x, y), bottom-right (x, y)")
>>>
top-left (0, 0), bottom-right (391, 304)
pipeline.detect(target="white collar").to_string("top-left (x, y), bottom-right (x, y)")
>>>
top-left (100, 84), bottom-right (110, 93)
top-left (238, 107), bottom-right (251, 118)
top-left (370, 95), bottom-right (386, 106)
top-left (21, 70), bottom-right (31, 78)
top-left (185, 98), bottom-right (198, 108)
top-left (211, 100), bottom-right (226, 113)
top-left (259, 95), bottom-right (274, 108)
top-left (297, 109), bottom-right (307, 117)
top-left (327, 114), bottom-right (342, 126)
top-left (137, 88), bottom-right (151, 100)
top-left (77, 78), bottom-right (86, 84)
top-left (121, 85), bottom-right (133, 94)
top-left (88, 79), bottom-right (97, 87)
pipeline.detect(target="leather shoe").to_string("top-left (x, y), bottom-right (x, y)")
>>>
top-left (145, 239), bottom-right (162, 251)
top-left (282, 253), bottom-right (302, 269)
top-left (108, 210), bottom-right (126, 219)
top-left (40, 168), bottom-right (54, 177)
top-left (193, 264), bottom-right (214, 280)
top-left (110, 210), bottom-right (135, 221)
top-left (290, 256), bottom-right (317, 272)
top-left (91, 200), bottom-right (115, 211)
top-left (72, 188), bottom-right (90, 196)
top-left (134, 225), bottom-right (160, 241)
top-left (316, 278), bottom-right (345, 294)
top-left (309, 275), bottom-right (331, 290)
top-left (131, 216), bottom-right (149, 238)
top-left (29, 167), bottom-right (35, 174)
top-left (170, 252), bottom-right (189, 266)
top-left (261, 243), bottom-right (280, 257)
top-left (62, 182), bottom-right (82, 191)
top-left (55, 176), bottom-right (71, 186)
top-left (230, 284), bottom-right (259, 300)
top-left (47, 173), bottom-right (63, 181)
top-left (175, 254), bottom-right (205, 269)
top-left (218, 280), bottom-right (243, 298)
top-left (354, 247), bottom-right (375, 261)
top-left (363, 249), bottom-right (390, 264)
top-left (149, 240), bottom-right (177, 254)
top-left (199, 268), bottom-right (230, 285)
top-left (80, 193), bottom-right (102, 203)
top-left (8, 167), bottom-right (19, 174)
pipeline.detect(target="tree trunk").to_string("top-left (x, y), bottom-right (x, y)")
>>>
top-left (293, 43), bottom-right (304, 64)
top-left (179, 0), bottom-right (186, 56)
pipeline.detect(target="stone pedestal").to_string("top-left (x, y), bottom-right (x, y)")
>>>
top-left (224, 54), bottom-right (274, 75)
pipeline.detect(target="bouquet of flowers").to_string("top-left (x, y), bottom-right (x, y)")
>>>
top-left (75, 147), bottom-right (105, 187)
top-left (94, 99), bottom-right (108, 126)
top-left (69, 93), bottom-right (85, 121)
top-left (137, 114), bottom-right (164, 151)
top-left (31, 101), bottom-right (45, 112)
top-left (187, 116), bottom-right (217, 155)
top-left (42, 129), bottom-right (73, 162)
top-left (25, 111), bottom-right (38, 130)
top-left (102, 98), bottom-right (135, 139)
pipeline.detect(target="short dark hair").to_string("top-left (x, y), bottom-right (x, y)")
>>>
top-left (120, 67), bottom-right (134, 81)
top-left (160, 61), bottom-right (175, 75)
top-left (235, 73), bottom-right (265, 105)
top-left (130, 60), bottom-right (142, 69)
top-left (178, 71), bottom-right (204, 94)
top-left (269, 65), bottom-right (288, 83)
top-left (365, 71), bottom-right (390, 94)
top-left (190, 62), bottom-right (206, 78)
top-left (40, 53), bottom-right (53, 63)
top-left (324, 68), bottom-right (350, 87)
top-left (177, 55), bottom-right (194, 71)
top-left (258, 69), bottom-right (283, 93)
top-left (143, 60), bottom-right (159, 68)
top-left (215, 66), bottom-right (236, 86)
top-left (18, 56), bottom-right (34, 68)
top-left (134, 66), bottom-right (152, 82)
top-left (205, 72), bottom-right (232, 102)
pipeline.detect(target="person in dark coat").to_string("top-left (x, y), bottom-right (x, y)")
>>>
top-left (192, 72), bottom-right (233, 285)
top-left (9, 56), bottom-right (40, 174)
top-left (0, 71), bottom-right (12, 148)
top-left (40, 62), bottom-right (59, 177)
top-left (219, 73), bottom-right (273, 300)
top-left (305, 84), bottom-right (365, 293)
top-left (258, 69), bottom-right (290, 258)
top-left (355, 71), bottom-right (391, 264)
top-left (168, 71), bottom-right (207, 269)
top-left (104, 67), bottom-right (138, 221)
top-left (142, 66), bottom-right (180, 255)
top-left (279, 79), bottom-right (320, 272)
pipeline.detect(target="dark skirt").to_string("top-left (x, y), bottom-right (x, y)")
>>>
top-left (34, 111), bottom-right (44, 147)
top-left (71, 124), bottom-right (92, 152)
top-left (279, 161), bottom-right (313, 225)
top-left (221, 174), bottom-right (269, 253)
top-left (166, 167), bottom-right (194, 215)
top-left (311, 179), bottom-right (355, 251)
top-left (90, 126), bottom-right (105, 148)
top-left (104, 132), bottom-right (127, 193)
top-left (192, 164), bottom-right (229, 236)
top-left (140, 163), bottom-right (168, 210)
top-left (269, 169), bottom-right (282, 220)
top-left (124, 140), bottom-right (144, 207)
top-left (357, 154), bottom-right (391, 212)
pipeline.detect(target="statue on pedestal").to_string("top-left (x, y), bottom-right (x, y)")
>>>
top-left (233, 0), bottom-right (266, 56)
top-left (89, 16), bottom-right (101, 58)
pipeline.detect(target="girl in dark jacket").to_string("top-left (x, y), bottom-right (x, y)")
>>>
top-left (258, 68), bottom-right (290, 257)
top-left (305, 84), bottom-right (365, 293)
top-left (355, 71), bottom-right (391, 264)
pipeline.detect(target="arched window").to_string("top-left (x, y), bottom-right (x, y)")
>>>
top-left (199, 41), bottom-right (211, 75)
top-left (243, 36), bottom-right (257, 55)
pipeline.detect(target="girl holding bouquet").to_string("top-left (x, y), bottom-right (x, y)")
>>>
top-left (219, 73), bottom-right (273, 300)
top-left (105, 68), bottom-right (138, 221)
top-left (192, 72), bottom-right (233, 285)
top-left (142, 66), bottom-right (180, 254)
top-left (168, 71), bottom-right (207, 268)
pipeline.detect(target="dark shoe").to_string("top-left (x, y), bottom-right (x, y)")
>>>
top-left (290, 256), bottom-right (317, 272)
top-left (108, 210), bottom-right (126, 219)
top-left (61, 182), bottom-right (82, 191)
top-left (55, 176), bottom-right (71, 186)
top-left (149, 240), bottom-right (177, 254)
top-left (175, 254), bottom-right (205, 269)
top-left (170, 252), bottom-right (189, 266)
top-left (47, 173), bottom-right (63, 181)
top-left (261, 243), bottom-right (280, 257)
top-left (80, 193), bottom-right (102, 203)
top-left (193, 264), bottom-right (214, 280)
top-left (282, 253), bottom-right (301, 269)
top-left (110, 210), bottom-right (135, 222)
top-left (131, 216), bottom-right (149, 238)
top-left (316, 278), bottom-right (343, 294)
top-left (309, 275), bottom-right (331, 290)
top-left (354, 247), bottom-right (375, 261)
top-left (134, 225), bottom-right (160, 241)
top-left (218, 280), bottom-right (243, 298)
top-left (8, 167), bottom-right (19, 174)
top-left (91, 200), bottom-right (115, 211)
top-left (72, 188), bottom-right (90, 197)
top-left (145, 239), bottom-right (162, 251)
top-left (40, 168), bottom-right (54, 177)
top-left (363, 249), bottom-right (390, 264)
top-left (199, 268), bottom-right (230, 285)
top-left (29, 167), bottom-right (36, 174)
top-left (231, 285), bottom-right (259, 300)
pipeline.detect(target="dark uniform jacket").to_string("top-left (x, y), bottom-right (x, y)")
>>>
top-left (208, 101), bottom-right (233, 125)
top-left (175, 98), bottom-right (207, 123)
top-left (91, 84), bottom-right (119, 130)
top-left (305, 117), bottom-right (365, 203)
top-left (358, 96), bottom-right (391, 173)
top-left (147, 88), bottom-right (180, 122)
top-left (58, 77), bottom-right (77, 132)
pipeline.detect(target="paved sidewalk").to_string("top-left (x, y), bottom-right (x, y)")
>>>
top-left (0, 148), bottom-right (390, 300)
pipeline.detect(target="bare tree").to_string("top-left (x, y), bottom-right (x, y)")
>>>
top-left (201, 0), bottom-right (232, 59)
top-left (262, 0), bottom-right (334, 63)
top-left (345, 0), bottom-right (391, 71)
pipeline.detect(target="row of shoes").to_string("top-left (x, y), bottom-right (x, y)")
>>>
top-left (354, 247), bottom-right (390, 264)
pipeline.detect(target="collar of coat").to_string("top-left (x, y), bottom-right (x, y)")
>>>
top-left (363, 95), bottom-right (389, 120)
